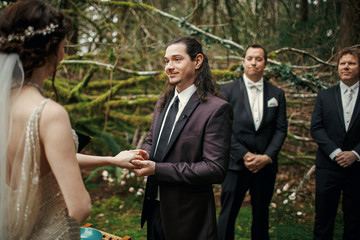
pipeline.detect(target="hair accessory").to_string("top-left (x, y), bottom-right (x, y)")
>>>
top-left (0, 23), bottom-right (58, 45)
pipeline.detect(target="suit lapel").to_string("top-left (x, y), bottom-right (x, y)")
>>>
top-left (348, 86), bottom-right (360, 131)
top-left (150, 98), bottom-right (172, 160)
top-left (259, 81), bottom-right (269, 130)
top-left (238, 78), bottom-right (254, 125)
top-left (161, 92), bottom-right (200, 161)
top-left (334, 85), bottom-right (346, 131)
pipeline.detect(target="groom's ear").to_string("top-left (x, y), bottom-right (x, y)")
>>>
top-left (194, 54), bottom-right (204, 69)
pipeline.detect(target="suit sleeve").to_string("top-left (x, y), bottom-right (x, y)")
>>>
top-left (263, 89), bottom-right (288, 160)
top-left (311, 91), bottom-right (340, 156)
top-left (153, 102), bottom-right (233, 185)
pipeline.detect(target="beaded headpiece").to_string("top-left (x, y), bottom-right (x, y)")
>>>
top-left (0, 23), bottom-right (58, 45)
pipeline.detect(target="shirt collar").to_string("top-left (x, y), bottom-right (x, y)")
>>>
top-left (340, 81), bottom-right (359, 94)
top-left (174, 84), bottom-right (197, 107)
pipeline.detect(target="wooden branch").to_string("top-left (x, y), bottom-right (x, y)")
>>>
top-left (61, 60), bottom-right (160, 76)
top-left (151, 7), bottom-right (246, 51)
top-left (287, 119), bottom-right (311, 126)
top-left (68, 67), bottom-right (96, 102)
top-left (132, 126), bottom-right (140, 146)
top-left (287, 132), bottom-right (313, 142)
top-left (287, 165), bottom-right (316, 199)
top-left (136, 132), bottom-right (147, 149)
top-left (289, 93), bottom-right (318, 98)
top-left (273, 47), bottom-right (336, 67)
top-left (184, 0), bottom-right (204, 21)
top-left (215, 55), bottom-right (324, 69)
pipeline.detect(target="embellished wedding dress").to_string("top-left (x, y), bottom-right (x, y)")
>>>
top-left (6, 98), bottom-right (80, 239)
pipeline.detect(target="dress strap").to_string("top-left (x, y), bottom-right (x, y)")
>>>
top-left (7, 98), bottom-right (51, 239)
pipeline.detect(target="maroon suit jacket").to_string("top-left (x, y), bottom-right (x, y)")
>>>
top-left (141, 92), bottom-right (233, 240)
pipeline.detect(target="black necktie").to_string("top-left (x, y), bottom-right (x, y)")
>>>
top-left (154, 96), bottom-right (179, 161)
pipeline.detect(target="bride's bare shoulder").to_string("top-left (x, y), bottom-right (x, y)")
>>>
top-left (41, 100), bottom-right (70, 123)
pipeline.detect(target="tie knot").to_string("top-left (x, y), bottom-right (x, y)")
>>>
top-left (345, 88), bottom-right (354, 99)
top-left (249, 82), bottom-right (262, 91)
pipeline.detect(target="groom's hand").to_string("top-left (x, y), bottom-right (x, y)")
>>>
top-left (131, 160), bottom-right (155, 177)
top-left (137, 149), bottom-right (149, 160)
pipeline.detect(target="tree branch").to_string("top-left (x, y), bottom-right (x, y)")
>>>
top-left (273, 47), bottom-right (336, 67)
top-left (61, 60), bottom-right (160, 76)
top-left (147, 5), bottom-right (246, 51)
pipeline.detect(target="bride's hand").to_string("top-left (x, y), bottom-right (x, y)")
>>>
top-left (135, 149), bottom-right (149, 160)
top-left (114, 150), bottom-right (144, 169)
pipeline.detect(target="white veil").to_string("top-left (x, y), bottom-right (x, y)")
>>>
top-left (0, 53), bottom-right (24, 239)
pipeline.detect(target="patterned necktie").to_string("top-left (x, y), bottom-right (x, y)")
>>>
top-left (249, 82), bottom-right (262, 130)
top-left (344, 88), bottom-right (354, 131)
top-left (154, 96), bottom-right (179, 161)
top-left (346, 88), bottom-right (354, 107)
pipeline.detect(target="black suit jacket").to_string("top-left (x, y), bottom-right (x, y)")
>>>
top-left (311, 84), bottom-right (360, 170)
top-left (141, 92), bottom-right (233, 240)
top-left (221, 77), bottom-right (287, 171)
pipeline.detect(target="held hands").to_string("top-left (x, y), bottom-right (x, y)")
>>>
top-left (131, 160), bottom-right (156, 177)
top-left (113, 149), bottom-right (147, 169)
top-left (115, 148), bottom-right (156, 177)
top-left (243, 152), bottom-right (271, 173)
top-left (335, 151), bottom-right (357, 168)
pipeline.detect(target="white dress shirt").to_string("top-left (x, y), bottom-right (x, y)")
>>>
top-left (244, 74), bottom-right (264, 131)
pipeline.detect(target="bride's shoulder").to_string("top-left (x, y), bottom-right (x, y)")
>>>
top-left (40, 99), bottom-right (70, 125)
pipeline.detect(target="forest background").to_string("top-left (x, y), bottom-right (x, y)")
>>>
top-left (1, 0), bottom-right (360, 239)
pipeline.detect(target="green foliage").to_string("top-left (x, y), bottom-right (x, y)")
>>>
top-left (212, 69), bottom-right (242, 82)
top-left (87, 192), bottom-right (344, 240)
top-left (86, 195), bottom-right (146, 239)
top-left (270, 63), bottom-right (323, 93)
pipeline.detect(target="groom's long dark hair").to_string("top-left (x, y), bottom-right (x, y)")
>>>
top-left (159, 37), bottom-right (222, 110)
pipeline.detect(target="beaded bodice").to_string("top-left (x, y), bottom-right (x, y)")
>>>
top-left (27, 171), bottom-right (80, 239)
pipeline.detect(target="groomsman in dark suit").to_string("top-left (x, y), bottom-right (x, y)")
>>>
top-left (311, 47), bottom-right (360, 240)
top-left (217, 44), bottom-right (287, 240)
top-left (132, 37), bottom-right (233, 240)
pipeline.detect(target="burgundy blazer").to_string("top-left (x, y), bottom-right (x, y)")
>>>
top-left (141, 92), bottom-right (233, 240)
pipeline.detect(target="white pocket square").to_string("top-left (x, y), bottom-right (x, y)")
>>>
top-left (267, 97), bottom-right (278, 107)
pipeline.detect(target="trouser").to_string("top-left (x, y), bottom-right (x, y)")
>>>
top-left (218, 166), bottom-right (276, 240)
top-left (146, 199), bottom-right (165, 240)
top-left (314, 167), bottom-right (360, 240)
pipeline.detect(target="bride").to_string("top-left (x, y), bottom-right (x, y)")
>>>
top-left (0, 0), bottom-right (143, 239)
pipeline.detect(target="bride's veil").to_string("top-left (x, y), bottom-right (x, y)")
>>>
top-left (0, 53), bottom-right (24, 239)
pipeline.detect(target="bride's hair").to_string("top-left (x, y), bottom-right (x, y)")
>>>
top-left (0, 0), bottom-right (67, 80)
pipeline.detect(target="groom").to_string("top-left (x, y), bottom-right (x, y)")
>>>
top-left (132, 37), bottom-right (233, 240)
